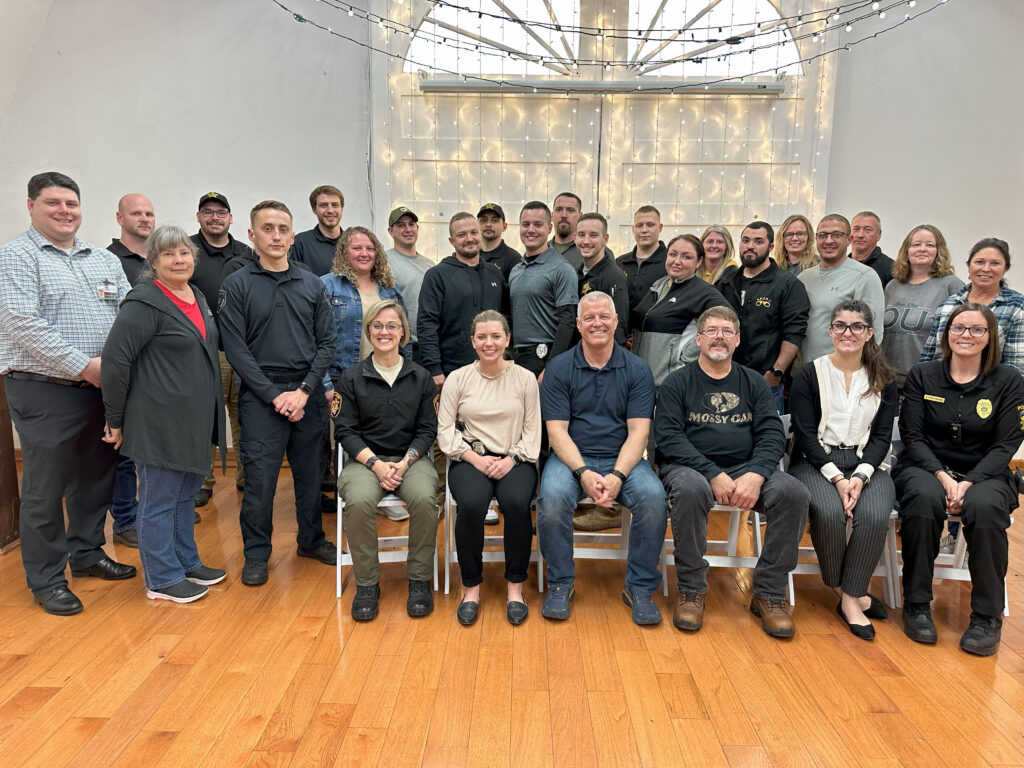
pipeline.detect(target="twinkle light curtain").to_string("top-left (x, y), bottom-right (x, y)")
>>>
top-left (366, 0), bottom-right (839, 257)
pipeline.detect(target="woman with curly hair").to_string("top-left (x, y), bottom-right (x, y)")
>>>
top-left (774, 214), bottom-right (818, 275)
top-left (322, 226), bottom-right (407, 391)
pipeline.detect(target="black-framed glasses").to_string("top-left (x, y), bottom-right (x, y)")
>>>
top-left (199, 209), bottom-right (230, 219)
top-left (699, 327), bottom-right (737, 338)
top-left (948, 324), bottom-right (989, 338)
top-left (829, 322), bottom-right (869, 336)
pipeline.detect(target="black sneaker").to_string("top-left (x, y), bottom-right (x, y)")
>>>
top-left (194, 488), bottom-right (212, 507)
top-left (146, 580), bottom-right (208, 603)
top-left (902, 602), bottom-right (937, 644)
top-left (959, 612), bottom-right (1001, 656)
top-left (541, 584), bottom-right (575, 621)
top-left (297, 541), bottom-right (337, 565)
top-left (241, 559), bottom-right (268, 587)
top-left (185, 565), bottom-right (227, 585)
top-left (407, 579), bottom-right (434, 617)
top-left (113, 528), bottom-right (139, 548)
top-left (352, 583), bottom-right (381, 621)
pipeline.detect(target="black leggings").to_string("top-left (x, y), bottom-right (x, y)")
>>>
top-left (450, 459), bottom-right (537, 587)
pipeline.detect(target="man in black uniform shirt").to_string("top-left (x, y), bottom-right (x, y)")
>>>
top-left (107, 193), bottom-right (154, 286)
top-left (290, 184), bottom-right (344, 277)
top-left (617, 205), bottom-right (667, 312)
top-left (190, 191), bottom-right (255, 506)
top-left (549, 192), bottom-right (584, 270)
top-left (574, 212), bottom-right (628, 347)
top-left (477, 203), bottom-right (520, 283)
top-left (219, 200), bottom-right (337, 587)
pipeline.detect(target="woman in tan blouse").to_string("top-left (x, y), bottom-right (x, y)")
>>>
top-left (437, 310), bottom-right (542, 626)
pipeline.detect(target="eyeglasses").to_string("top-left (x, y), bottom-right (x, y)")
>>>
top-left (370, 322), bottom-right (402, 333)
top-left (816, 231), bottom-right (849, 241)
top-left (699, 327), bottom-right (737, 338)
top-left (199, 209), bottom-right (230, 219)
top-left (829, 322), bottom-right (869, 336)
top-left (783, 231), bottom-right (808, 240)
top-left (949, 324), bottom-right (989, 338)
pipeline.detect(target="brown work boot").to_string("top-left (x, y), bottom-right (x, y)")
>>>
top-left (572, 505), bottom-right (622, 531)
top-left (750, 595), bottom-right (795, 638)
top-left (673, 591), bottom-right (706, 631)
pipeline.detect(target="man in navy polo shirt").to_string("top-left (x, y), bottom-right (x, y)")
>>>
top-left (537, 291), bottom-right (667, 625)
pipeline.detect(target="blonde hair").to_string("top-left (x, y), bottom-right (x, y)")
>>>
top-left (331, 226), bottom-right (396, 288)
top-left (363, 299), bottom-right (410, 347)
top-left (774, 214), bottom-right (818, 271)
top-left (891, 224), bottom-right (955, 283)
top-left (699, 226), bottom-right (737, 284)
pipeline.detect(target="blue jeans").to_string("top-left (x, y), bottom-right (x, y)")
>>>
top-left (111, 451), bottom-right (139, 533)
top-left (771, 382), bottom-right (785, 415)
top-left (537, 454), bottom-right (667, 594)
top-left (137, 464), bottom-right (204, 590)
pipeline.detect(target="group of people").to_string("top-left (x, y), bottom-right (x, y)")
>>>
top-left (2, 172), bottom-right (1021, 659)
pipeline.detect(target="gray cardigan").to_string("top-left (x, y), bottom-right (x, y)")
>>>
top-left (101, 279), bottom-right (226, 475)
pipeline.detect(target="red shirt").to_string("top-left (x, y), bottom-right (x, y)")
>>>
top-left (154, 280), bottom-right (206, 339)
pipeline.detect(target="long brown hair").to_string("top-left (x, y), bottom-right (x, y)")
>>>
top-left (830, 299), bottom-right (895, 397)
top-left (940, 302), bottom-right (1002, 376)
top-left (890, 224), bottom-right (955, 283)
top-left (331, 226), bottom-right (396, 287)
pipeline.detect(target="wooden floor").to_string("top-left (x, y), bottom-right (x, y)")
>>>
top-left (0, 470), bottom-right (1021, 768)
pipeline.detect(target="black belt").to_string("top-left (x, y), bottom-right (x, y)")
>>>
top-left (5, 371), bottom-right (92, 388)
top-left (264, 372), bottom-right (306, 384)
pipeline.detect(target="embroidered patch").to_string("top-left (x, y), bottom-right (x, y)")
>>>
top-left (331, 391), bottom-right (342, 418)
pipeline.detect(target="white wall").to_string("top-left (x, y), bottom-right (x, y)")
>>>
top-left (827, 0), bottom-right (1024, 289)
top-left (0, 0), bottom-right (373, 245)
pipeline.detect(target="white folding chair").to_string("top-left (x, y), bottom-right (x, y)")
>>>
top-left (335, 446), bottom-right (439, 598)
top-left (442, 457), bottom-right (544, 594)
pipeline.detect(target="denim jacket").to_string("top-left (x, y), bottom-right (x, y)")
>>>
top-left (321, 272), bottom-right (407, 389)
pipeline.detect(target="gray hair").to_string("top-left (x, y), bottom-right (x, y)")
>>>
top-left (140, 224), bottom-right (198, 281)
top-left (577, 291), bottom-right (616, 317)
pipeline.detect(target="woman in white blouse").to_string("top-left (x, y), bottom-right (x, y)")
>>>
top-left (437, 310), bottom-right (542, 626)
top-left (788, 300), bottom-right (898, 641)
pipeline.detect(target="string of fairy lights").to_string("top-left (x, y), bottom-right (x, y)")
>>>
top-left (265, 0), bottom-right (950, 255)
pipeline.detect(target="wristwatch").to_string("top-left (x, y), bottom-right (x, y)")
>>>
top-left (767, 367), bottom-right (784, 378)
top-left (610, 469), bottom-right (628, 483)
top-left (298, 381), bottom-right (313, 395)
top-left (511, 454), bottom-right (523, 466)
top-left (365, 456), bottom-right (380, 470)
top-left (572, 466), bottom-right (590, 482)
top-left (852, 472), bottom-right (869, 484)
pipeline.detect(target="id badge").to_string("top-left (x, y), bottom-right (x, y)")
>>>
top-left (536, 343), bottom-right (548, 359)
top-left (96, 278), bottom-right (118, 301)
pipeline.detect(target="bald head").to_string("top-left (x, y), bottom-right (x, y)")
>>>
top-left (116, 194), bottom-right (155, 242)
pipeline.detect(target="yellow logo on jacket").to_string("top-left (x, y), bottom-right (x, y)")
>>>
top-left (755, 296), bottom-right (771, 308)
top-left (976, 399), bottom-right (992, 419)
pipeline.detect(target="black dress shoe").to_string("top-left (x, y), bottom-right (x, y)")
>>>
top-left (194, 488), bottom-right (212, 507)
top-left (457, 599), bottom-right (479, 626)
top-left (864, 594), bottom-right (888, 620)
top-left (507, 599), bottom-right (529, 626)
top-left (902, 602), bottom-right (937, 644)
top-left (297, 541), bottom-right (337, 565)
top-left (837, 602), bottom-right (875, 641)
top-left (34, 585), bottom-right (83, 616)
top-left (241, 559), bottom-right (268, 587)
top-left (71, 557), bottom-right (137, 581)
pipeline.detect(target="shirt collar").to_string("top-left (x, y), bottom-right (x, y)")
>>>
top-left (572, 341), bottom-right (625, 370)
top-left (28, 225), bottom-right (90, 256)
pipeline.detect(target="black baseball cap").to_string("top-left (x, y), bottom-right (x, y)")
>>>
top-left (198, 191), bottom-right (230, 212)
top-left (477, 203), bottom-right (506, 220)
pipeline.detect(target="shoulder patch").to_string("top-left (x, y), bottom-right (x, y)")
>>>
top-left (217, 288), bottom-right (227, 313)
top-left (331, 391), bottom-right (342, 418)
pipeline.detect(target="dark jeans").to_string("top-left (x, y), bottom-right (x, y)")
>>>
top-left (893, 463), bottom-right (1014, 617)
top-left (111, 451), bottom-right (138, 533)
top-left (661, 463), bottom-right (809, 599)
top-left (137, 465), bottom-right (204, 589)
top-left (5, 377), bottom-right (115, 593)
top-left (449, 459), bottom-right (537, 586)
top-left (237, 381), bottom-right (328, 562)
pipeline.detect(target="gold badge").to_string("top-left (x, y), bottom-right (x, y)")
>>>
top-left (433, 393), bottom-right (440, 414)
top-left (331, 391), bottom-right (342, 418)
top-left (581, 281), bottom-right (592, 294)
top-left (976, 398), bottom-right (992, 419)
top-left (923, 394), bottom-right (945, 403)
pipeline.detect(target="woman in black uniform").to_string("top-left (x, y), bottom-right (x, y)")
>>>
top-left (895, 302), bottom-right (1024, 655)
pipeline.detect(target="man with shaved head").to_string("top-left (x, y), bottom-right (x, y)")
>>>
top-left (108, 193), bottom-right (155, 286)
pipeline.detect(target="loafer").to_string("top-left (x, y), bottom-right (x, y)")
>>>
top-left (113, 528), bottom-right (139, 548)
top-left (622, 587), bottom-right (662, 626)
top-left (902, 602), bottom-right (937, 644)
top-left (864, 594), bottom-right (888, 620)
top-left (185, 565), bottom-right (227, 585)
top-left (194, 488), bottom-right (212, 508)
top-left (352, 583), bottom-right (381, 621)
top-left (241, 558), bottom-right (268, 587)
top-left (147, 580), bottom-right (208, 603)
top-left (959, 612), bottom-right (1001, 656)
top-left (541, 584), bottom-right (575, 621)
top-left (750, 595), bottom-right (795, 638)
top-left (673, 591), bottom-right (706, 632)
top-left (507, 599), bottom-right (528, 626)
top-left (297, 541), bottom-right (337, 565)
top-left (457, 599), bottom-right (480, 626)
top-left (34, 585), bottom-right (83, 616)
top-left (71, 556), bottom-right (137, 581)
top-left (837, 602), bottom-right (875, 641)
top-left (407, 579), bottom-right (434, 617)
top-left (193, 510), bottom-right (202, 524)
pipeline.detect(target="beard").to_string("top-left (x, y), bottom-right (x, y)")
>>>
top-left (740, 250), bottom-right (769, 269)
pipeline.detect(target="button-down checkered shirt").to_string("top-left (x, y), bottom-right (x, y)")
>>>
top-left (0, 227), bottom-right (131, 378)
top-left (919, 282), bottom-right (1024, 377)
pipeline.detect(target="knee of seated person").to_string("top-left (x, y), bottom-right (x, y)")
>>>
top-left (960, 494), bottom-right (1011, 530)
top-left (897, 482), bottom-right (946, 518)
top-left (662, 466), bottom-right (712, 506)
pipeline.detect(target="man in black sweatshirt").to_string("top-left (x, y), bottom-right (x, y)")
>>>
top-left (655, 305), bottom-right (808, 639)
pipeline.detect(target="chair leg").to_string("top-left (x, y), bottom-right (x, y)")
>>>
top-left (887, 515), bottom-right (902, 609)
top-left (336, 496), bottom-right (344, 599)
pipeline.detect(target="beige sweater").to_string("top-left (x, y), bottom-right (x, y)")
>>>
top-left (437, 362), bottom-right (541, 463)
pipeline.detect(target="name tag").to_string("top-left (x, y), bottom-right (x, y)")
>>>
top-left (923, 394), bottom-right (945, 403)
top-left (96, 278), bottom-right (118, 300)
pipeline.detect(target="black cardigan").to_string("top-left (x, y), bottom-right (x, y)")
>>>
top-left (101, 280), bottom-right (226, 475)
top-left (788, 360), bottom-right (898, 476)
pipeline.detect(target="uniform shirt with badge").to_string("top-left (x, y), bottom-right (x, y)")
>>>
top-left (898, 360), bottom-right (1024, 482)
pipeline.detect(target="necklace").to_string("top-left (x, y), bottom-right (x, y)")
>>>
top-left (475, 359), bottom-right (510, 379)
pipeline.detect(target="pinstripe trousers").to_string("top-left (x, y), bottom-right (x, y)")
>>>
top-left (789, 448), bottom-right (894, 597)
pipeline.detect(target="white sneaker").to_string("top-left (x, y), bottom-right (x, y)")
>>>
top-left (382, 505), bottom-right (410, 521)
top-left (484, 507), bottom-right (500, 525)
top-left (939, 534), bottom-right (956, 555)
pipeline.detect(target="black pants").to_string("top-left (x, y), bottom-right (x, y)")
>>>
top-left (893, 463), bottom-right (1014, 617)
top-left (513, 347), bottom-right (548, 377)
top-left (450, 459), bottom-right (536, 586)
top-left (5, 377), bottom-right (116, 593)
top-left (237, 380), bottom-right (328, 561)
